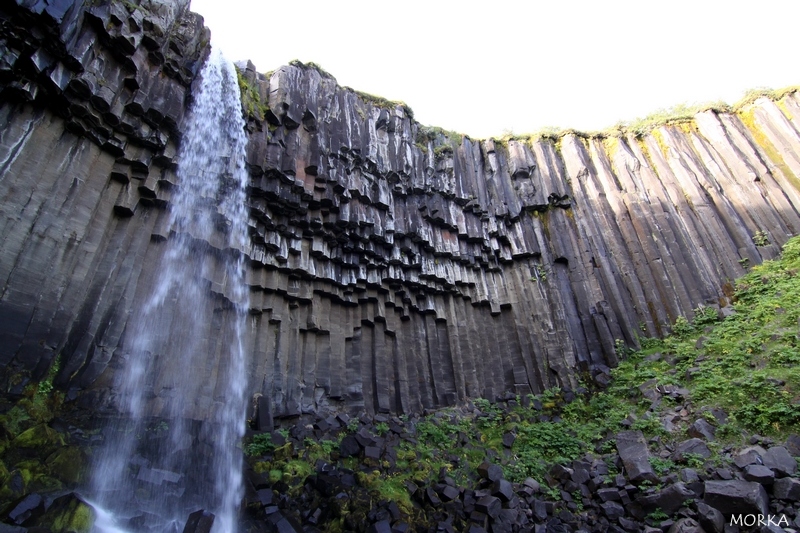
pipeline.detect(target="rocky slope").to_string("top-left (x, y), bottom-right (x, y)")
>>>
top-left (2, 0), bottom-right (800, 420)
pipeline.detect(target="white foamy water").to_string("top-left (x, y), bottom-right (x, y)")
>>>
top-left (91, 46), bottom-right (250, 533)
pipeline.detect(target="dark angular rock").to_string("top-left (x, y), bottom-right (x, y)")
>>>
top-left (183, 510), bottom-right (215, 533)
top-left (493, 509), bottom-right (518, 533)
top-left (438, 485), bottom-right (459, 502)
top-left (549, 464), bottom-right (573, 481)
top-left (616, 431), bottom-right (659, 483)
top-left (762, 446), bottom-right (797, 477)
top-left (612, 518), bottom-right (634, 532)
top-left (6, 493), bottom-right (44, 525)
top-left (523, 478), bottom-right (540, 492)
top-left (339, 434), bottom-right (361, 458)
top-left (695, 502), bottom-right (724, 533)
top-left (270, 512), bottom-right (303, 533)
top-left (785, 434), bottom-right (800, 456)
top-left (257, 488), bottom-right (275, 506)
top-left (475, 495), bottom-right (501, 518)
top-left (492, 479), bottom-right (513, 502)
top-left (425, 487), bottom-right (441, 506)
top-left (570, 466), bottom-right (590, 485)
top-left (734, 448), bottom-right (763, 468)
top-left (638, 482), bottom-right (694, 514)
top-left (600, 501), bottom-right (625, 520)
top-left (597, 487), bottom-right (621, 502)
top-left (743, 464), bottom-right (774, 485)
top-left (703, 480), bottom-right (768, 517)
top-left (526, 499), bottom-right (544, 520)
top-left (672, 439), bottom-right (712, 461)
top-left (367, 520), bottom-right (392, 533)
top-left (364, 446), bottom-right (381, 460)
top-left (687, 419), bottom-right (716, 441)
top-left (773, 477), bottom-right (800, 501)
top-left (477, 462), bottom-right (504, 482)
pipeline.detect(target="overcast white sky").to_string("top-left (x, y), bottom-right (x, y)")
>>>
top-left (189, 0), bottom-right (798, 139)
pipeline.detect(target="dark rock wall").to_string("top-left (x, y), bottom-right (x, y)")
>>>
top-left (2, 1), bottom-right (800, 419)
top-left (239, 62), bottom-right (800, 417)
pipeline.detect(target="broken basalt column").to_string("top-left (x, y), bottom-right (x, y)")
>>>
top-left (2, 1), bottom-right (800, 418)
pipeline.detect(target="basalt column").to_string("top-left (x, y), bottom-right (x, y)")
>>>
top-left (2, 1), bottom-right (800, 420)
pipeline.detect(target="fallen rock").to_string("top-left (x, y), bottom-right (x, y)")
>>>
top-left (695, 501), bottom-right (724, 533)
top-left (600, 501), bottom-right (625, 520)
top-left (742, 464), bottom-right (774, 485)
top-left (734, 447), bottom-right (764, 468)
top-left (703, 480), bottom-right (768, 517)
top-left (762, 446), bottom-right (797, 477)
top-left (5, 493), bottom-right (44, 525)
top-left (773, 477), bottom-right (800, 501)
top-left (687, 419), bottom-right (716, 441)
top-left (616, 431), bottom-right (659, 483)
top-left (477, 462), bottom-right (504, 482)
top-left (29, 493), bottom-right (96, 533)
top-left (672, 438), bottom-right (712, 461)
top-left (182, 510), bottom-right (214, 533)
top-left (638, 482), bottom-right (695, 514)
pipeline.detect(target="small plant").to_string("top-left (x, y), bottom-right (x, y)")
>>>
top-left (753, 230), bottom-right (770, 247)
top-left (682, 453), bottom-right (706, 469)
top-left (244, 433), bottom-right (276, 456)
top-left (672, 316), bottom-right (694, 337)
top-left (36, 355), bottom-right (61, 397)
top-left (738, 257), bottom-right (750, 269)
top-left (375, 422), bottom-right (389, 435)
top-left (531, 263), bottom-right (549, 283)
top-left (692, 305), bottom-right (719, 326)
top-left (649, 456), bottom-right (675, 476)
top-left (646, 509), bottom-right (670, 522)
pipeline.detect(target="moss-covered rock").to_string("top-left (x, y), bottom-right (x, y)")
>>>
top-left (11, 424), bottom-right (64, 458)
top-left (32, 493), bottom-right (95, 533)
top-left (46, 446), bottom-right (85, 485)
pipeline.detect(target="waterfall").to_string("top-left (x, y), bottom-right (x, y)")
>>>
top-left (91, 47), bottom-right (250, 533)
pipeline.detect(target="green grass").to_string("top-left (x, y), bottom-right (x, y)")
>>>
top-left (236, 69), bottom-right (270, 122)
top-left (242, 236), bottom-right (800, 510)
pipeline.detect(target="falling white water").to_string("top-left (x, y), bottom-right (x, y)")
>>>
top-left (91, 46), bottom-right (249, 533)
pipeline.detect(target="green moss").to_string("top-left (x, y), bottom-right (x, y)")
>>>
top-left (46, 446), bottom-right (85, 484)
top-left (357, 471), bottom-right (414, 514)
top-left (733, 86), bottom-right (800, 111)
top-left (288, 59), bottom-right (336, 80)
top-left (282, 459), bottom-right (313, 481)
top-left (13, 424), bottom-right (64, 453)
top-left (0, 405), bottom-right (31, 436)
top-left (738, 105), bottom-right (800, 191)
top-left (36, 496), bottom-right (95, 533)
top-left (236, 69), bottom-right (270, 122)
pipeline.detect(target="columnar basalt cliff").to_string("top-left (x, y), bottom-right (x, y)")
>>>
top-left (2, 1), bottom-right (800, 420)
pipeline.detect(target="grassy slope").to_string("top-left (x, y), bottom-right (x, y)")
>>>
top-left (248, 236), bottom-right (800, 509)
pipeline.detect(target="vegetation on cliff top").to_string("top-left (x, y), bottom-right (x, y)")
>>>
top-left (498, 85), bottom-right (800, 144)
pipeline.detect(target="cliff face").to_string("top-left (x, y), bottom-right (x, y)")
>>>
top-left (2, 1), bottom-right (800, 419)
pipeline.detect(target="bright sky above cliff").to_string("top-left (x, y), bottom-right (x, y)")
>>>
top-left (190, 0), bottom-right (798, 139)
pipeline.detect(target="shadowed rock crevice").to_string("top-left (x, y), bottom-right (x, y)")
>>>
top-left (1, 1), bottom-right (800, 418)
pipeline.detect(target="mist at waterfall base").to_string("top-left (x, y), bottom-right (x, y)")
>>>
top-left (88, 47), bottom-right (250, 533)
